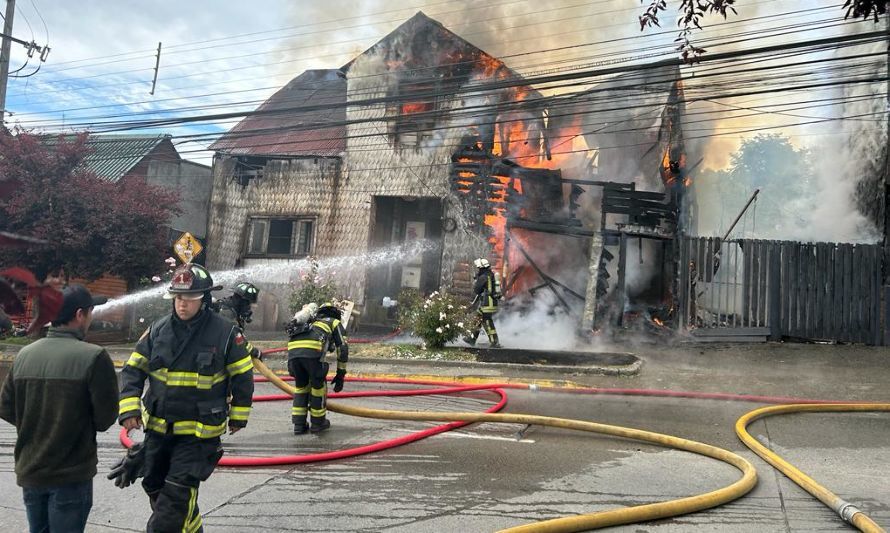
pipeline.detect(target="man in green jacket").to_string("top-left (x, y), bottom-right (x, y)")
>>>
top-left (0, 284), bottom-right (118, 533)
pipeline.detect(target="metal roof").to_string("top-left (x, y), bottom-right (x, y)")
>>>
top-left (210, 69), bottom-right (346, 157)
top-left (82, 134), bottom-right (172, 182)
top-left (43, 134), bottom-right (173, 183)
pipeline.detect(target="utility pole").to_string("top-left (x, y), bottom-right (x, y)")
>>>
top-left (150, 41), bottom-right (162, 95)
top-left (0, 0), bottom-right (16, 120)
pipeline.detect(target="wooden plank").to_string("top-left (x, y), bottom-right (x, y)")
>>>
top-left (806, 244), bottom-right (817, 340)
top-left (615, 233), bottom-right (628, 327)
top-left (841, 244), bottom-right (852, 342)
top-left (818, 243), bottom-right (829, 338)
top-left (873, 246), bottom-right (882, 346)
top-left (769, 245), bottom-right (782, 341)
top-left (779, 242), bottom-right (791, 335)
top-left (853, 245), bottom-right (868, 343)
top-left (788, 243), bottom-right (799, 336)
top-left (758, 241), bottom-right (767, 327)
top-left (831, 245), bottom-right (844, 339)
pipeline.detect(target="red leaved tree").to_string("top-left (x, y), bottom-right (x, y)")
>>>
top-left (0, 131), bottom-right (180, 285)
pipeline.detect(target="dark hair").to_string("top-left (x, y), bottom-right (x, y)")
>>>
top-left (51, 306), bottom-right (91, 327)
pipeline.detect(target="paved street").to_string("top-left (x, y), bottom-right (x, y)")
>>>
top-left (1, 342), bottom-right (888, 532)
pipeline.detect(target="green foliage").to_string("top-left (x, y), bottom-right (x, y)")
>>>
top-left (405, 291), bottom-right (472, 349)
top-left (288, 257), bottom-right (341, 314)
top-left (395, 287), bottom-right (423, 331)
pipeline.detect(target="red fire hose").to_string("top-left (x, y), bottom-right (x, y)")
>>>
top-left (119, 379), bottom-right (508, 466)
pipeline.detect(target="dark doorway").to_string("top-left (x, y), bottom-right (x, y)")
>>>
top-left (365, 196), bottom-right (444, 325)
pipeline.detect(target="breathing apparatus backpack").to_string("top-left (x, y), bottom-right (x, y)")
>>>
top-left (286, 303), bottom-right (318, 338)
top-left (490, 272), bottom-right (503, 301)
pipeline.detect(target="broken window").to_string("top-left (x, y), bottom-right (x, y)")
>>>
top-left (245, 216), bottom-right (315, 258)
top-left (390, 81), bottom-right (444, 153)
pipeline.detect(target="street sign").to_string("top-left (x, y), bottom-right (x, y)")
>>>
top-left (173, 232), bottom-right (203, 264)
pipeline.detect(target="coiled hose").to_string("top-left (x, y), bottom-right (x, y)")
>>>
top-left (736, 403), bottom-right (890, 533)
top-left (252, 358), bottom-right (758, 533)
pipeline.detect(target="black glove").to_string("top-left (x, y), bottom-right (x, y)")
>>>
top-left (251, 347), bottom-right (263, 361)
top-left (107, 443), bottom-right (146, 489)
top-left (330, 369), bottom-right (346, 393)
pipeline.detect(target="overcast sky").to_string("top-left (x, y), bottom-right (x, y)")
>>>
top-left (1, 0), bottom-right (881, 170)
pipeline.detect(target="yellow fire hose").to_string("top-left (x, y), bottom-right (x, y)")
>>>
top-left (736, 403), bottom-right (890, 533)
top-left (252, 358), bottom-right (757, 532)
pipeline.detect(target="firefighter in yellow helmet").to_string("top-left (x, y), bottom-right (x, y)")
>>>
top-left (464, 258), bottom-right (501, 348)
top-left (286, 302), bottom-right (348, 434)
top-left (116, 263), bottom-right (254, 533)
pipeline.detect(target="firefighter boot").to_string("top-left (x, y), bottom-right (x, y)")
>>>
top-left (310, 418), bottom-right (331, 433)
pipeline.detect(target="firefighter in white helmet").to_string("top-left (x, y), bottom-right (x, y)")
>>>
top-left (464, 258), bottom-right (501, 348)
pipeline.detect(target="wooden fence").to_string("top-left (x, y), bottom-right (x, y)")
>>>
top-left (679, 237), bottom-right (883, 345)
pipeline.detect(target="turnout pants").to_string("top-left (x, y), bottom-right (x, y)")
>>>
top-left (142, 431), bottom-right (223, 533)
top-left (469, 311), bottom-right (499, 346)
top-left (288, 357), bottom-right (328, 428)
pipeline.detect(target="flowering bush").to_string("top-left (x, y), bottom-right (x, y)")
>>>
top-left (407, 291), bottom-right (472, 349)
top-left (289, 257), bottom-right (342, 314)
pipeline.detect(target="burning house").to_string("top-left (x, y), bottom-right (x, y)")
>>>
top-left (206, 12), bottom-right (688, 331)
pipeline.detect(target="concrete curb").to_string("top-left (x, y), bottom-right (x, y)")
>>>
top-left (1, 343), bottom-right (643, 377)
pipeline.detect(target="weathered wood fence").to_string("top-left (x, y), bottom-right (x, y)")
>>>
top-left (678, 237), bottom-right (883, 345)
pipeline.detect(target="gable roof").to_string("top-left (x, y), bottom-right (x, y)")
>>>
top-left (209, 69), bottom-right (346, 157)
top-left (42, 133), bottom-right (175, 183)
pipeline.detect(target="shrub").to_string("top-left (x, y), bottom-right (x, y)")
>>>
top-left (396, 287), bottom-right (423, 331)
top-left (407, 291), bottom-right (472, 349)
top-left (289, 257), bottom-right (341, 314)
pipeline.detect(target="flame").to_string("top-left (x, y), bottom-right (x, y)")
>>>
top-left (401, 102), bottom-right (432, 115)
top-left (654, 318), bottom-right (664, 327)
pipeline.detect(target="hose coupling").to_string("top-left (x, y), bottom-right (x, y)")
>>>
top-left (837, 501), bottom-right (862, 524)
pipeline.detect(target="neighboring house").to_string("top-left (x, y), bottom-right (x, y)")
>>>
top-left (3, 134), bottom-right (212, 337)
top-left (205, 12), bottom-right (683, 328)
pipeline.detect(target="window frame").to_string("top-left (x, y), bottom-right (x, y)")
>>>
top-left (243, 215), bottom-right (316, 259)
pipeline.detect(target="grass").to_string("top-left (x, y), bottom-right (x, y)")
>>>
top-left (252, 340), bottom-right (477, 362)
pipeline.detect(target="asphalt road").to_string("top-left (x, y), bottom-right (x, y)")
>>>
top-left (1, 369), bottom-right (887, 532)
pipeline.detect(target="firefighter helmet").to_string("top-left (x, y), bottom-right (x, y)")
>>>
top-left (473, 258), bottom-right (491, 269)
top-left (233, 282), bottom-right (259, 304)
top-left (163, 263), bottom-right (222, 300)
top-left (316, 302), bottom-right (342, 320)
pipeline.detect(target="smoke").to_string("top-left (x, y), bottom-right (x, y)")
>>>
top-left (495, 292), bottom-right (584, 351)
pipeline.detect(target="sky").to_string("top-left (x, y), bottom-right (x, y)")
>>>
top-left (2, 0), bottom-right (887, 245)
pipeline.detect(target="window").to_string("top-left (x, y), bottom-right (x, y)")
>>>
top-left (245, 217), bottom-right (315, 257)
top-left (390, 81), bottom-right (444, 153)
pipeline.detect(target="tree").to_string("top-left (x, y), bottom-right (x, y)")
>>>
top-left (698, 133), bottom-right (813, 238)
top-left (0, 131), bottom-right (180, 285)
top-left (639, 0), bottom-right (887, 61)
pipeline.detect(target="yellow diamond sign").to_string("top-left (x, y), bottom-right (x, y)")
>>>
top-left (173, 232), bottom-right (203, 264)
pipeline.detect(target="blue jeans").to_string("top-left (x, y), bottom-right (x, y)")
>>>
top-left (22, 479), bottom-right (93, 533)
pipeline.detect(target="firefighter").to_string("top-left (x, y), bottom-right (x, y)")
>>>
top-left (117, 263), bottom-right (254, 533)
top-left (464, 258), bottom-right (501, 348)
top-left (286, 302), bottom-right (348, 435)
top-left (213, 282), bottom-right (262, 360)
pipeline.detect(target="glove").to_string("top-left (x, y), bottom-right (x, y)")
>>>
top-left (251, 347), bottom-right (263, 361)
top-left (330, 369), bottom-right (346, 393)
top-left (107, 443), bottom-right (146, 489)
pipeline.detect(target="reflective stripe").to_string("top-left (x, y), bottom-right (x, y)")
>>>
top-left (336, 361), bottom-right (347, 370)
top-left (291, 406), bottom-right (307, 415)
top-left (311, 320), bottom-right (332, 334)
top-left (145, 415), bottom-right (227, 439)
top-left (119, 396), bottom-right (141, 416)
top-left (293, 384), bottom-right (310, 394)
top-left (310, 407), bottom-right (326, 417)
top-left (288, 339), bottom-right (323, 351)
top-left (149, 368), bottom-right (227, 390)
top-left (245, 341), bottom-right (254, 353)
top-left (126, 352), bottom-right (149, 373)
top-left (185, 487), bottom-right (201, 533)
top-left (229, 405), bottom-right (251, 422)
top-left (480, 305), bottom-right (497, 313)
top-left (226, 355), bottom-right (253, 376)
top-left (310, 386), bottom-right (326, 397)
top-left (331, 319), bottom-right (341, 330)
